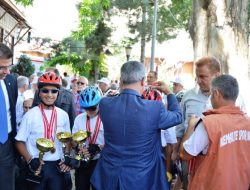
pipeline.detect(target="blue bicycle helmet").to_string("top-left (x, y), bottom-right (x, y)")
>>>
top-left (80, 86), bottom-right (102, 108)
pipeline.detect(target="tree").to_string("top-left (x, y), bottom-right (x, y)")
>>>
top-left (112, 0), bottom-right (192, 62)
top-left (190, 0), bottom-right (249, 80)
top-left (11, 55), bottom-right (35, 77)
top-left (72, 0), bottom-right (111, 82)
top-left (14, 0), bottom-right (33, 6)
top-left (73, 0), bottom-right (110, 38)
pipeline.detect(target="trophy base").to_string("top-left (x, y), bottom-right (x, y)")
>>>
top-left (26, 173), bottom-right (42, 184)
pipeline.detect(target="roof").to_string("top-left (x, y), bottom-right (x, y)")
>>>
top-left (0, 0), bottom-right (31, 46)
top-left (0, 0), bottom-right (30, 28)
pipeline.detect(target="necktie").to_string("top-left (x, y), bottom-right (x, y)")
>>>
top-left (0, 82), bottom-right (8, 143)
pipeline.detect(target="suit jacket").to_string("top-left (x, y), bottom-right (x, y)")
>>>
top-left (91, 89), bottom-right (182, 190)
top-left (4, 74), bottom-right (18, 138)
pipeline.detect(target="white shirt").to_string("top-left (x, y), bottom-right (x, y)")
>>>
top-left (72, 112), bottom-right (104, 145)
top-left (64, 76), bottom-right (71, 90)
top-left (15, 106), bottom-right (71, 161)
top-left (16, 90), bottom-right (24, 128)
top-left (72, 112), bottom-right (104, 159)
top-left (0, 80), bottom-right (11, 133)
top-left (183, 122), bottom-right (209, 156)
top-left (161, 127), bottom-right (177, 146)
top-left (161, 94), bottom-right (177, 146)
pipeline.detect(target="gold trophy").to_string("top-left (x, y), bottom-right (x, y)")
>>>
top-left (35, 138), bottom-right (54, 176)
top-left (56, 132), bottom-right (72, 153)
top-left (26, 138), bottom-right (54, 183)
top-left (72, 130), bottom-right (90, 161)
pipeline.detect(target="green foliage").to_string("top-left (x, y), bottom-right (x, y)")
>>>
top-left (112, 0), bottom-right (192, 43)
top-left (14, 0), bottom-right (33, 6)
top-left (157, 0), bottom-right (192, 42)
top-left (99, 52), bottom-right (108, 77)
top-left (11, 55), bottom-right (35, 77)
top-left (50, 37), bottom-right (85, 57)
top-left (83, 20), bottom-right (112, 78)
top-left (85, 20), bottom-right (111, 54)
top-left (71, 0), bottom-right (112, 79)
top-left (73, 0), bottom-right (110, 39)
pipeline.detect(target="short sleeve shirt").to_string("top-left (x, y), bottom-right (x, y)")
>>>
top-left (15, 106), bottom-right (71, 161)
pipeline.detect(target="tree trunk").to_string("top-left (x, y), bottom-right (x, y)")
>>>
top-left (94, 60), bottom-right (100, 83)
top-left (190, 0), bottom-right (249, 81)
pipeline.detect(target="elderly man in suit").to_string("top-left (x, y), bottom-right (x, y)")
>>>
top-left (91, 61), bottom-right (182, 190)
top-left (0, 43), bottom-right (18, 190)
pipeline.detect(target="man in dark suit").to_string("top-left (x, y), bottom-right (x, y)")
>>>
top-left (91, 61), bottom-right (182, 190)
top-left (0, 43), bottom-right (18, 190)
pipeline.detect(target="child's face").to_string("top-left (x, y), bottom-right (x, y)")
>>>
top-left (85, 107), bottom-right (98, 118)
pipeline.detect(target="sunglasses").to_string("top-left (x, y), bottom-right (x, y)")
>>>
top-left (84, 106), bottom-right (97, 111)
top-left (77, 82), bottom-right (85, 85)
top-left (40, 88), bottom-right (59, 94)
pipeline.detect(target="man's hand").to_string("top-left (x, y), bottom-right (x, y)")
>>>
top-left (152, 81), bottom-right (172, 95)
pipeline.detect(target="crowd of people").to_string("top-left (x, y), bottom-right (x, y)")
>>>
top-left (0, 42), bottom-right (249, 190)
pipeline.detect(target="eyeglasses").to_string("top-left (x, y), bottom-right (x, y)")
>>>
top-left (77, 82), bottom-right (85, 85)
top-left (0, 64), bottom-right (13, 71)
top-left (40, 88), bottom-right (59, 94)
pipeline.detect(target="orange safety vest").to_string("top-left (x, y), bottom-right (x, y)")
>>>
top-left (189, 105), bottom-right (250, 190)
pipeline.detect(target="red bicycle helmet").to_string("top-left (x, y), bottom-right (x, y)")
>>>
top-left (142, 88), bottom-right (162, 101)
top-left (38, 72), bottom-right (62, 89)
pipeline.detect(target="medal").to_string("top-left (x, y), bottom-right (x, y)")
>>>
top-left (86, 114), bottom-right (101, 144)
top-left (39, 104), bottom-right (58, 153)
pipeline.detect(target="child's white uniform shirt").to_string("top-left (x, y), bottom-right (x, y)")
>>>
top-left (72, 112), bottom-right (104, 160)
top-left (15, 106), bottom-right (71, 161)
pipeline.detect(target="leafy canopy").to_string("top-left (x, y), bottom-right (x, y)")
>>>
top-left (14, 0), bottom-right (33, 6)
top-left (11, 55), bottom-right (35, 77)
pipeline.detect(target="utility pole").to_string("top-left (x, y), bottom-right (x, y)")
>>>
top-left (150, 0), bottom-right (158, 71)
top-left (141, 0), bottom-right (148, 64)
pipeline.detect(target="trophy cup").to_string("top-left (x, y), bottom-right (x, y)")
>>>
top-left (26, 138), bottom-right (54, 183)
top-left (56, 132), bottom-right (75, 170)
top-left (56, 132), bottom-right (72, 153)
top-left (72, 130), bottom-right (90, 161)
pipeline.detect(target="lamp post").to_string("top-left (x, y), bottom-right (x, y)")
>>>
top-left (125, 46), bottom-right (132, 61)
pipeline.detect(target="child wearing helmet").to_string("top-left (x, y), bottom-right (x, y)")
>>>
top-left (142, 87), bottom-right (163, 101)
top-left (72, 86), bottom-right (104, 190)
top-left (15, 72), bottom-right (72, 190)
